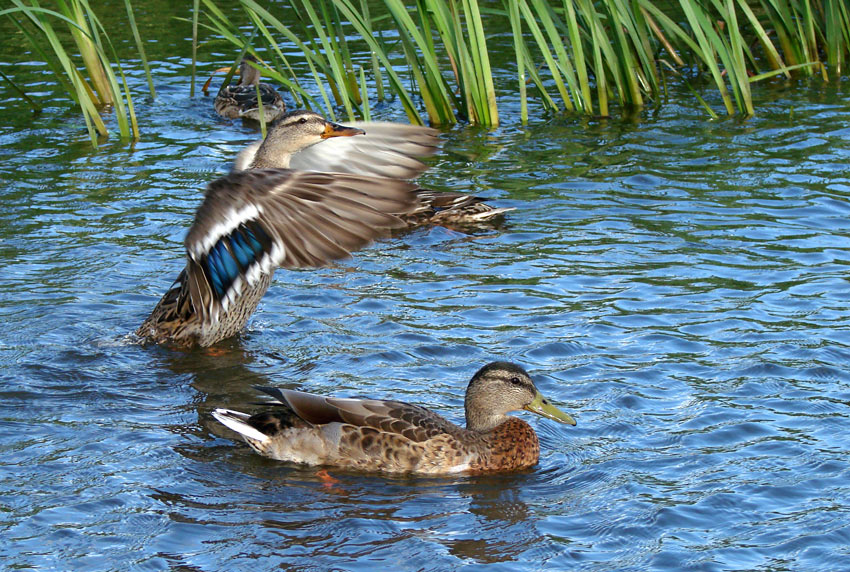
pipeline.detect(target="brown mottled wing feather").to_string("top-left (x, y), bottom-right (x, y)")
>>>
top-left (182, 168), bottom-right (417, 322)
top-left (234, 122), bottom-right (441, 180)
top-left (257, 387), bottom-right (462, 443)
top-left (255, 387), bottom-right (343, 426)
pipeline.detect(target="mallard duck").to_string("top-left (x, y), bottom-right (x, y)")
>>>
top-left (212, 361), bottom-right (576, 474)
top-left (208, 55), bottom-right (286, 122)
top-left (137, 121), bottom-right (420, 347)
top-left (233, 110), bottom-right (515, 227)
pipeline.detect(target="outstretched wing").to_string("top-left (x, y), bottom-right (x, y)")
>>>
top-left (233, 122), bottom-right (441, 179)
top-left (256, 387), bottom-right (462, 443)
top-left (182, 168), bottom-right (416, 323)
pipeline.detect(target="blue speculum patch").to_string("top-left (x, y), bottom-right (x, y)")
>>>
top-left (202, 221), bottom-right (273, 299)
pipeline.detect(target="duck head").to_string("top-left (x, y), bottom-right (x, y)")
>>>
top-left (250, 110), bottom-right (365, 169)
top-left (464, 361), bottom-right (576, 432)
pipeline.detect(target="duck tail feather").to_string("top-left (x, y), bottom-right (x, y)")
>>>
top-left (212, 408), bottom-right (271, 444)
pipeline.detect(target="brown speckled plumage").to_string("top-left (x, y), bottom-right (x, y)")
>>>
top-left (213, 361), bottom-right (576, 474)
top-left (468, 417), bottom-right (540, 471)
top-left (214, 55), bottom-right (286, 122)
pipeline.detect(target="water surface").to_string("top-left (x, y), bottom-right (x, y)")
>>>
top-left (1, 9), bottom-right (850, 571)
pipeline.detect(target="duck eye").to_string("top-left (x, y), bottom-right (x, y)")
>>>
top-left (509, 376), bottom-right (523, 386)
top-left (298, 117), bottom-right (307, 124)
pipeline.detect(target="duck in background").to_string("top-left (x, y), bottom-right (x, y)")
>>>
top-left (205, 54), bottom-right (286, 122)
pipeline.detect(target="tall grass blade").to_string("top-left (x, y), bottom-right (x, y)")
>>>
top-left (6, 2), bottom-right (109, 142)
top-left (332, 0), bottom-right (425, 124)
top-left (299, 0), bottom-right (355, 118)
top-left (57, 0), bottom-right (112, 104)
top-left (0, 68), bottom-right (42, 112)
top-left (736, 0), bottom-right (787, 77)
top-left (194, 0), bottom-right (850, 123)
top-left (528, 0), bottom-right (583, 111)
top-left (678, 0), bottom-right (735, 115)
top-left (191, 0), bottom-right (199, 97)
top-left (124, 0), bottom-right (155, 98)
top-left (462, 0), bottom-right (498, 125)
top-left (238, 0), bottom-right (339, 117)
top-left (77, 0), bottom-right (135, 137)
top-left (382, 0), bottom-right (456, 123)
top-left (359, 65), bottom-right (371, 121)
top-left (517, 0), bottom-right (572, 111)
top-left (255, 83), bottom-right (266, 137)
top-left (505, 0), bottom-right (528, 123)
top-left (563, 0), bottom-right (592, 113)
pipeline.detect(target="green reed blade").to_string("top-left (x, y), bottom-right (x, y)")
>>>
top-left (256, 83), bottom-right (266, 137)
top-left (191, 0), bottom-right (199, 97)
top-left (463, 0), bottom-right (498, 125)
top-left (505, 0), bottom-right (528, 123)
top-left (371, 51), bottom-right (384, 102)
top-left (584, 1), bottom-right (609, 116)
top-left (613, 0), bottom-right (658, 101)
top-left (642, 7), bottom-right (685, 68)
top-left (78, 0), bottom-right (135, 136)
top-left (399, 32), bottom-right (443, 122)
top-left (381, 0), bottom-right (456, 123)
top-left (636, 0), bottom-right (701, 55)
top-left (748, 61), bottom-right (822, 81)
top-left (678, 0), bottom-right (735, 115)
top-left (682, 76), bottom-right (719, 120)
top-left (0, 69), bottom-right (41, 112)
top-left (124, 0), bottom-right (154, 98)
top-left (114, 56), bottom-right (139, 139)
top-left (577, 0), bottom-right (626, 109)
top-left (607, 3), bottom-right (641, 107)
top-left (517, 0), bottom-right (571, 111)
top-left (332, 0), bottom-right (424, 124)
top-left (239, 0), bottom-right (337, 117)
top-left (298, 0), bottom-right (354, 117)
top-left (735, 0), bottom-right (787, 76)
top-left (562, 0), bottom-right (591, 113)
top-left (418, 0), bottom-right (462, 112)
top-left (529, 0), bottom-right (583, 111)
top-left (247, 13), bottom-right (306, 107)
top-left (723, 0), bottom-right (753, 116)
top-left (359, 65), bottom-right (371, 121)
top-left (324, 0), bottom-right (361, 108)
top-left (57, 0), bottom-right (111, 104)
top-left (521, 38), bottom-right (558, 111)
top-left (6, 2), bottom-right (109, 139)
top-left (288, 2), bottom-right (344, 110)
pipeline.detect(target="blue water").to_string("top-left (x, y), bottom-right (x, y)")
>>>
top-left (2, 11), bottom-right (850, 571)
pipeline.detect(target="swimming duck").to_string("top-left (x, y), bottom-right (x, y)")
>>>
top-left (212, 361), bottom-right (576, 474)
top-left (137, 127), bottom-right (419, 347)
top-left (209, 55), bottom-right (286, 122)
top-left (233, 110), bottom-right (515, 227)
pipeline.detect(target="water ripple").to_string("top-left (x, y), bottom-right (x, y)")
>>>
top-left (1, 42), bottom-right (850, 571)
